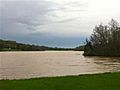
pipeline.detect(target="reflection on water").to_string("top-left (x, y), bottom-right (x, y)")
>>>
top-left (0, 51), bottom-right (120, 79)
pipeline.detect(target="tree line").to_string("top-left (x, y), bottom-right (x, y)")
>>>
top-left (84, 19), bottom-right (120, 56)
top-left (0, 39), bottom-right (84, 51)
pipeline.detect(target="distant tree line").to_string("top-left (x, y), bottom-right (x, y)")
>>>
top-left (84, 19), bottom-right (120, 56)
top-left (0, 39), bottom-right (49, 51)
top-left (74, 45), bottom-right (84, 51)
top-left (0, 39), bottom-right (84, 51)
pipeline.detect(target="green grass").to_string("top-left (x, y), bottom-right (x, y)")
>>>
top-left (0, 72), bottom-right (120, 90)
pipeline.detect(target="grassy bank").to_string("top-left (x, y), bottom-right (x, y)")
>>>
top-left (0, 72), bottom-right (120, 90)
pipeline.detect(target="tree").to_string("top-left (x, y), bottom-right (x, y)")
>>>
top-left (84, 19), bottom-right (120, 56)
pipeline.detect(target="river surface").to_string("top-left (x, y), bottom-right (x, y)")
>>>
top-left (0, 51), bottom-right (120, 79)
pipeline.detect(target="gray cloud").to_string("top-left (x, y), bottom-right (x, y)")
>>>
top-left (1, 0), bottom-right (88, 33)
top-left (1, 0), bottom-right (56, 32)
top-left (0, 0), bottom-right (98, 47)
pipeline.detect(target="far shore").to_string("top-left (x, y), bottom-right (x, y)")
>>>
top-left (0, 50), bottom-right (84, 52)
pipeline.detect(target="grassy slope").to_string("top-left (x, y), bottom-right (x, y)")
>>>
top-left (0, 72), bottom-right (120, 90)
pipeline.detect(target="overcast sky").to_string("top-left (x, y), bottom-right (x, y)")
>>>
top-left (0, 0), bottom-right (120, 47)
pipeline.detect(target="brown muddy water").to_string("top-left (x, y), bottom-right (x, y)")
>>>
top-left (0, 51), bottom-right (120, 79)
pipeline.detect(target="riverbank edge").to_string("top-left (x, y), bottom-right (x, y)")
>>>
top-left (0, 71), bottom-right (119, 81)
top-left (1, 72), bottom-right (120, 90)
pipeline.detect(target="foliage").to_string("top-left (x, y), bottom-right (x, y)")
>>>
top-left (74, 45), bottom-right (84, 51)
top-left (84, 19), bottom-right (120, 56)
top-left (0, 39), bottom-right (76, 51)
top-left (0, 39), bottom-right (49, 51)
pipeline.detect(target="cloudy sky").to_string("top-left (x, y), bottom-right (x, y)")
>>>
top-left (0, 0), bottom-right (120, 47)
